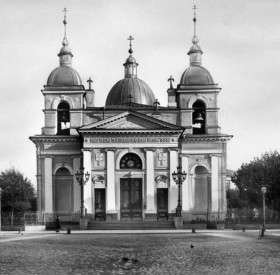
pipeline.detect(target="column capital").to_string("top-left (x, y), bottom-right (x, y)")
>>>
top-left (41, 155), bottom-right (54, 159)
top-left (81, 149), bottom-right (92, 153)
top-left (209, 154), bottom-right (222, 158)
top-left (71, 154), bottom-right (82, 159)
top-left (144, 148), bottom-right (156, 152)
top-left (105, 148), bottom-right (117, 152)
top-left (167, 148), bottom-right (179, 152)
top-left (179, 153), bottom-right (190, 159)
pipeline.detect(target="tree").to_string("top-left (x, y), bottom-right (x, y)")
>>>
top-left (226, 189), bottom-right (242, 209)
top-left (0, 167), bottom-right (36, 225)
top-left (232, 151), bottom-right (280, 211)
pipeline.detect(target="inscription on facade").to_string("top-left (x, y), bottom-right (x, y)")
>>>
top-left (89, 137), bottom-right (174, 143)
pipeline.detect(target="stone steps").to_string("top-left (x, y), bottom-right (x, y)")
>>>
top-left (87, 220), bottom-right (175, 230)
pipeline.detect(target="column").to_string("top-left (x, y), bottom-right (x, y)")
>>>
top-left (36, 146), bottom-right (43, 211)
top-left (83, 149), bottom-right (92, 213)
top-left (145, 149), bottom-right (156, 217)
top-left (181, 154), bottom-right (190, 212)
top-left (169, 149), bottom-right (178, 213)
top-left (106, 149), bottom-right (116, 214)
top-left (211, 154), bottom-right (219, 212)
top-left (72, 155), bottom-right (82, 212)
top-left (44, 156), bottom-right (53, 212)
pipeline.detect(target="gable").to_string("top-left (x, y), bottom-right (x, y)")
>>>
top-left (79, 111), bottom-right (184, 132)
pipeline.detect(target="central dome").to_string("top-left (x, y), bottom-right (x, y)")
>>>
top-left (105, 77), bottom-right (155, 106)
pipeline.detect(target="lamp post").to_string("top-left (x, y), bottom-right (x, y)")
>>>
top-left (0, 188), bottom-right (2, 231)
top-left (75, 167), bottom-right (90, 218)
top-left (261, 186), bottom-right (267, 233)
top-left (172, 165), bottom-right (187, 217)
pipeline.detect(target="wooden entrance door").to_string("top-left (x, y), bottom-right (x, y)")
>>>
top-left (95, 189), bottom-right (106, 220)
top-left (157, 188), bottom-right (168, 220)
top-left (120, 178), bottom-right (142, 220)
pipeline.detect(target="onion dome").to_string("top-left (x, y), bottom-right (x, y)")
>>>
top-left (47, 9), bottom-right (82, 87)
top-left (180, 6), bottom-right (215, 85)
top-left (105, 36), bottom-right (155, 106)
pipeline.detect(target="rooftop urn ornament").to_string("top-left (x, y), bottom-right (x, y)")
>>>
top-left (168, 75), bottom-right (174, 89)
top-left (75, 167), bottom-right (90, 218)
top-left (87, 77), bottom-right (93, 90)
top-left (172, 165), bottom-right (187, 217)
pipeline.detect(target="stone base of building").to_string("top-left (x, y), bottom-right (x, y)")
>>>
top-left (145, 213), bottom-right (157, 220)
top-left (106, 213), bottom-right (118, 220)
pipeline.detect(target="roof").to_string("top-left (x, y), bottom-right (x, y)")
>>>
top-left (47, 66), bottom-right (82, 86)
top-left (180, 65), bottom-right (214, 85)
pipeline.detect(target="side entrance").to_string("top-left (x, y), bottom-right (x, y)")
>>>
top-left (120, 178), bottom-right (142, 220)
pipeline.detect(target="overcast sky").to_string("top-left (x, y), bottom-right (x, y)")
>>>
top-left (1, 0), bottom-right (280, 186)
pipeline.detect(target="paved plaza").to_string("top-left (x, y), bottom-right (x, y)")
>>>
top-left (0, 230), bottom-right (280, 274)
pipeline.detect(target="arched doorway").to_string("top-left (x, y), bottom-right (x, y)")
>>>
top-left (194, 166), bottom-right (210, 213)
top-left (54, 167), bottom-right (73, 212)
top-left (119, 153), bottom-right (143, 220)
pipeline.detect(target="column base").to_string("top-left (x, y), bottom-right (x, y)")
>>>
top-left (106, 213), bottom-right (118, 220)
top-left (174, 217), bottom-right (184, 229)
top-left (79, 218), bottom-right (89, 230)
top-left (145, 213), bottom-right (157, 221)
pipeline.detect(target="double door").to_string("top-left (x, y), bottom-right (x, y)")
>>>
top-left (120, 178), bottom-right (142, 220)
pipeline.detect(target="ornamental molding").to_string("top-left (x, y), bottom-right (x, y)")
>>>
top-left (51, 95), bottom-right (75, 109)
top-left (181, 135), bottom-right (232, 143)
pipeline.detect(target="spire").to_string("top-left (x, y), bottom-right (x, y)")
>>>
top-left (188, 5), bottom-right (203, 66)
top-left (58, 8), bottom-right (73, 67)
top-left (123, 35), bottom-right (138, 78)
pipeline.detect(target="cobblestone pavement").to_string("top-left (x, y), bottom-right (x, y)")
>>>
top-left (0, 231), bottom-right (279, 275)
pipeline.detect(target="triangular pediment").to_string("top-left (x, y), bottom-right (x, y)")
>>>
top-left (79, 111), bottom-right (184, 132)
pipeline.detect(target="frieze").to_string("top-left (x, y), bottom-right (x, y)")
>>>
top-left (88, 137), bottom-right (175, 143)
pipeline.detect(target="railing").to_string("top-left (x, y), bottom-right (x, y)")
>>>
top-left (0, 211), bottom-right (81, 226)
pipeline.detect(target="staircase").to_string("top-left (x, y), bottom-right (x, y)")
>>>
top-left (87, 220), bottom-right (175, 230)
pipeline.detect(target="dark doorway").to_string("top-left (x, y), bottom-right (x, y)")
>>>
top-left (157, 188), bottom-right (168, 220)
top-left (120, 178), bottom-right (142, 220)
top-left (95, 189), bottom-right (106, 221)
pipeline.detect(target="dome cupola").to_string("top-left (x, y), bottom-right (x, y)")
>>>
top-left (105, 36), bottom-right (156, 106)
top-left (180, 6), bottom-right (215, 85)
top-left (47, 8), bottom-right (82, 87)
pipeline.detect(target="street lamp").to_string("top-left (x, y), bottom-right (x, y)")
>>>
top-left (75, 167), bottom-right (90, 218)
top-left (261, 186), bottom-right (267, 234)
top-left (172, 165), bottom-right (187, 217)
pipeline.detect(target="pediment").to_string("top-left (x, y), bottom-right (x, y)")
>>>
top-left (79, 111), bottom-right (183, 132)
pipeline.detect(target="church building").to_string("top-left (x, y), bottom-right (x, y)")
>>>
top-left (30, 8), bottom-right (232, 224)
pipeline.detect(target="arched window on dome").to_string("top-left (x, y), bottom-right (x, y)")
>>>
top-left (120, 153), bottom-right (142, 169)
top-left (57, 101), bottom-right (70, 135)
top-left (192, 101), bottom-right (206, 134)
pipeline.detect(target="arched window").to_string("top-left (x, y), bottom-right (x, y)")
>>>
top-left (120, 153), bottom-right (142, 169)
top-left (192, 101), bottom-right (206, 134)
top-left (57, 101), bottom-right (70, 135)
top-left (54, 167), bottom-right (72, 212)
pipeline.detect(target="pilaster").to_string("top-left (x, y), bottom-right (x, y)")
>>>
top-left (210, 154), bottom-right (221, 212)
top-left (72, 155), bottom-right (82, 212)
top-left (168, 149), bottom-right (178, 213)
top-left (83, 149), bottom-right (92, 213)
top-left (105, 149), bottom-right (117, 214)
top-left (180, 154), bottom-right (190, 211)
top-left (44, 156), bottom-right (53, 212)
top-left (145, 149), bottom-right (156, 216)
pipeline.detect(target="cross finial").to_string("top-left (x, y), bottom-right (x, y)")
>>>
top-left (192, 5), bottom-right (199, 44)
top-left (128, 35), bottom-right (134, 54)
top-left (168, 75), bottom-right (174, 89)
top-left (62, 8), bottom-right (68, 38)
top-left (87, 77), bottom-right (93, 90)
top-left (153, 99), bottom-right (160, 110)
top-left (127, 94), bottom-right (133, 106)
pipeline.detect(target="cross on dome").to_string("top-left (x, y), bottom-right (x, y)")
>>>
top-left (168, 75), bottom-right (174, 89)
top-left (128, 35), bottom-right (134, 54)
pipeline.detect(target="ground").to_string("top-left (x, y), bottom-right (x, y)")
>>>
top-left (0, 230), bottom-right (280, 274)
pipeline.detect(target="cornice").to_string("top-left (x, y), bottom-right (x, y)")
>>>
top-left (29, 135), bottom-right (80, 145)
top-left (181, 134), bottom-right (232, 143)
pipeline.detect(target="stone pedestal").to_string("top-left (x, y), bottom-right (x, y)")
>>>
top-left (79, 218), bottom-right (89, 230)
top-left (174, 217), bottom-right (184, 229)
